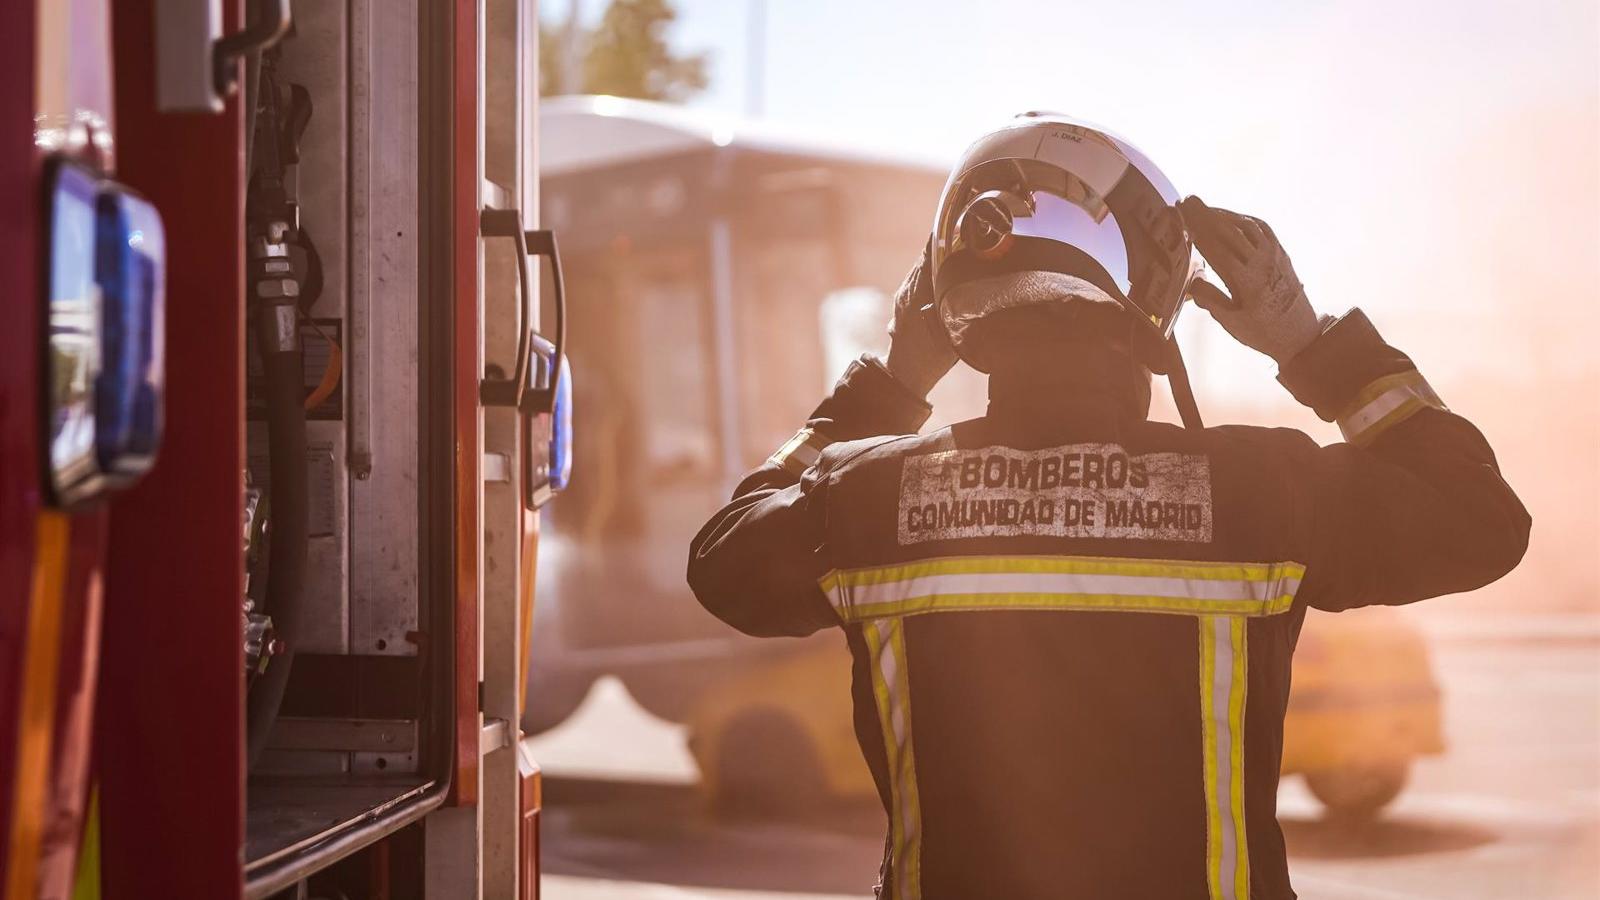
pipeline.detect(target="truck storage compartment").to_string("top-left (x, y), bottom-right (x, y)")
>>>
top-left (239, 2), bottom-right (456, 892)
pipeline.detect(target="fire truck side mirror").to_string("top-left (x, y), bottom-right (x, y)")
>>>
top-left (42, 159), bottom-right (168, 509)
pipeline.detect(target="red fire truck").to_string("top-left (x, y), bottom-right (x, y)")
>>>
top-left (2, 1), bottom-right (568, 897)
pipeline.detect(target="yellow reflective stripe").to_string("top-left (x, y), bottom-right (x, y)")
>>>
top-left (1346, 396), bottom-right (1427, 447)
top-left (829, 554), bottom-right (1302, 588)
top-left (1198, 617), bottom-right (1221, 900)
top-left (1337, 370), bottom-right (1445, 447)
top-left (864, 619), bottom-right (922, 900)
top-left (1228, 617), bottom-right (1251, 900)
top-left (768, 427), bottom-right (831, 477)
top-left (6, 511), bottom-right (71, 900)
top-left (887, 622), bottom-right (923, 900)
top-left (818, 568), bottom-right (842, 596)
top-left (1198, 615), bottom-right (1250, 900)
top-left (842, 591), bottom-right (1296, 622)
top-left (1339, 370), bottom-right (1429, 416)
top-left (820, 556), bottom-right (1305, 623)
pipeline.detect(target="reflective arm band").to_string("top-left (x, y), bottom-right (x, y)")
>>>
top-left (768, 427), bottom-right (833, 478)
top-left (1336, 370), bottom-right (1445, 447)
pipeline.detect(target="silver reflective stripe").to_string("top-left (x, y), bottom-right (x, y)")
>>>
top-left (768, 427), bottom-right (829, 477)
top-left (1338, 371), bottom-right (1444, 446)
top-left (844, 569), bottom-right (1300, 608)
top-left (819, 556), bottom-right (1306, 622)
top-left (788, 442), bottom-right (822, 469)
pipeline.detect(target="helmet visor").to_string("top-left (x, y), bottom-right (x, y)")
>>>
top-left (1009, 191), bottom-right (1131, 294)
top-left (933, 156), bottom-right (1195, 338)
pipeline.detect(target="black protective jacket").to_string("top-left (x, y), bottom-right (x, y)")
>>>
top-left (688, 310), bottom-right (1529, 900)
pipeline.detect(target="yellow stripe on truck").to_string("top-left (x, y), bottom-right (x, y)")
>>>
top-left (5, 511), bottom-right (72, 900)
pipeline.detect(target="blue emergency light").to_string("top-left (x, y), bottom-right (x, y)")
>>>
top-left (549, 352), bottom-right (573, 493)
top-left (96, 187), bottom-right (166, 477)
top-left (525, 335), bottom-right (573, 508)
top-left (43, 159), bottom-right (167, 507)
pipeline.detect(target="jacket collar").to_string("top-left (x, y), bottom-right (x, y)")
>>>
top-left (986, 353), bottom-right (1152, 431)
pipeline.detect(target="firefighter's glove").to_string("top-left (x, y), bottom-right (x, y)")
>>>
top-left (885, 239), bottom-right (958, 398)
top-left (1179, 196), bottom-right (1325, 366)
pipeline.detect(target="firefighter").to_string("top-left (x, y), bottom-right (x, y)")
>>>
top-left (686, 112), bottom-right (1530, 900)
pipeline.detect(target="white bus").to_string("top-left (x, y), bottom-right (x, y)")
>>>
top-left (525, 96), bottom-right (963, 730)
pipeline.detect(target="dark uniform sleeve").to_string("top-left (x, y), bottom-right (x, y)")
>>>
top-left (687, 356), bottom-right (934, 637)
top-left (1275, 310), bottom-right (1531, 611)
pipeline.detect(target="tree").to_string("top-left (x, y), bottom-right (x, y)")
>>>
top-left (540, 0), bottom-right (709, 101)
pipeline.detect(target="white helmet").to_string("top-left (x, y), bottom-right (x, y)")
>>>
top-left (929, 111), bottom-right (1201, 374)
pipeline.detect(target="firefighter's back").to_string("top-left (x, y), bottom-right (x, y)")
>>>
top-left (819, 401), bottom-right (1316, 899)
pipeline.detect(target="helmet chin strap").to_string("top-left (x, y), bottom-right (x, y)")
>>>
top-left (1125, 311), bottom-right (1205, 430)
top-left (1163, 336), bottom-right (1205, 430)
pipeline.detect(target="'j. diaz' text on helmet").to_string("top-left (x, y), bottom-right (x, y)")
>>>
top-left (929, 111), bottom-right (1201, 373)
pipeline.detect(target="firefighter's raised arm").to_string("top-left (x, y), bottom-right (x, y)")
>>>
top-left (1275, 310), bottom-right (1530, 609)
top-left (687, 247), bottom-right (949, 637)
top-left (1182, 197), bottom-right (1531, 611)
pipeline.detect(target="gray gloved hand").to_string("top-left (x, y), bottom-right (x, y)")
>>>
top-left (885, 239), bottom-right (958, 398)
top-left (1179, 196), bottom-right (1325, 366)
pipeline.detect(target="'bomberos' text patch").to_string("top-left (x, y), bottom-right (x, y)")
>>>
top-left (897, 443), bottom-right (1213, 544)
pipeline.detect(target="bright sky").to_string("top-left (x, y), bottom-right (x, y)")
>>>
top-left (549, 0), bottom-right (1599, 401)
top-left (545, 0), bottom-right (1599, 601)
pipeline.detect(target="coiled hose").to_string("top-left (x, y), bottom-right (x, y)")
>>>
top-left (245, 293), bottom-right (309, 768)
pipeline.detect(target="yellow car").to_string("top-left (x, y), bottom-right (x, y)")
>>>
top-left (687, 605), bottom-right (1442, 819)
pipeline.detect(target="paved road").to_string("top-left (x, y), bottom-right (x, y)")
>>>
top-left (529, 640), bottom-right (1600, 899)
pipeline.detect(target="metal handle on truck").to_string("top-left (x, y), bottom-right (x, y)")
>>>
top-left (478, 207), bottom-right (534, 410)
top-left (477, 209), bottom-right (566, 416)
top-left (519, 229), bottom-right (565, 416)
